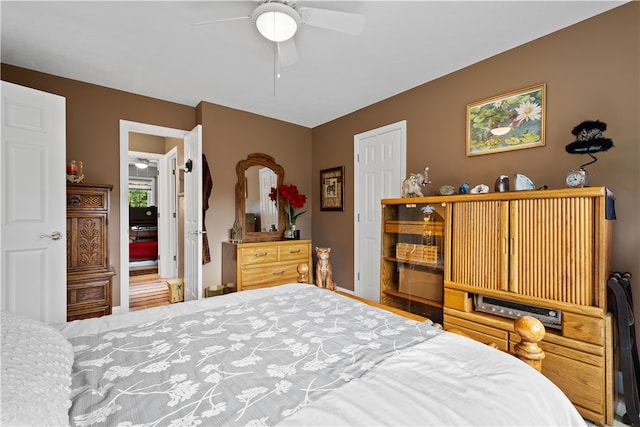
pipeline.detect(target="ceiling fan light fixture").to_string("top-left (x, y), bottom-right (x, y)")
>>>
top-left (253, 2), bottom-right (301, 42)
top-left (134, 158), bottom-right (149, 169)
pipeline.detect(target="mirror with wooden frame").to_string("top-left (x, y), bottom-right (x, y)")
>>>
top-left (235, 153), bottom-right (285, 242)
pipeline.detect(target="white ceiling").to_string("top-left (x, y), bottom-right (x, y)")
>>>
top-left (1, 1), bottom-right (626, 128)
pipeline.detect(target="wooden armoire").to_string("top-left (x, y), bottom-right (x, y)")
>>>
top-left (66, 183), bottom-right (115, 321)
top-left (381, 187), bottom-right (615, 426)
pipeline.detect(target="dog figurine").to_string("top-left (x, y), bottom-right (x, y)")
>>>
top-left (315, 247), bottom-right (336, 291)
top-left (401, 166), bottom-right (430, 198)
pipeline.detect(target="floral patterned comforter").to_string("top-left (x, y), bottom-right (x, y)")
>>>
top-left (68, 285), bottom-right (441, 426)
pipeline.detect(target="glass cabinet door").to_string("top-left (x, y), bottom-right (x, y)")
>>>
top-left (380, 200), bottom-right (446, 323)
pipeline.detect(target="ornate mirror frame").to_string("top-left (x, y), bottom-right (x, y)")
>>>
top-left (235, 153), bottom-right (285, 242)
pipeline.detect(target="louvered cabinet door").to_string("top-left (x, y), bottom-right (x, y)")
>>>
top-left (449, 200), bottom-right (509, 292)
top-left (510, 196), bottom-right (595, 306)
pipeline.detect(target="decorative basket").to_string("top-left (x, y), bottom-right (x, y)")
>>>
top-left (167, 278), bottom-right (184, 303)
top-left (396, 243), bottom-right (438, 263)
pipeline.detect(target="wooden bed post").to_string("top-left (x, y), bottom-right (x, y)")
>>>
top-left (297, 263), bottom-right (309, 284)
top-left (514, 316), bottom-right (546, 372)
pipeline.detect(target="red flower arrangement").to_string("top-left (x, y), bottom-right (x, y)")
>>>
top-left (269, 184), bottom-right (307, 226)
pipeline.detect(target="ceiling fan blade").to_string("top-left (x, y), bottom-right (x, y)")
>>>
top-left (191, 15), bottom-right (250, 26)
top-left (277, 38), bottom-right (298, 67)
top-left (298, 7), bottom-right (365, 35)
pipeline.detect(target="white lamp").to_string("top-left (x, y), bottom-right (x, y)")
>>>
top-left (134, 158), bottom-right (149, 169)
top-left (252, 2), bottom-right (301, 42)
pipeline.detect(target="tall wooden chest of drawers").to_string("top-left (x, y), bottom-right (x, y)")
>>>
top-left (222, 240), bottom-right (312, 291)
top-left (66, 183), bottom-right (115, 321)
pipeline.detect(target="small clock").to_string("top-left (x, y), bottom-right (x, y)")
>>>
top-left (566, 169), bottom-right (589, 188)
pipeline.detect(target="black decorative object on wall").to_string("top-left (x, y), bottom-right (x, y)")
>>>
top-left (564, 120), bottom-right (614, 188)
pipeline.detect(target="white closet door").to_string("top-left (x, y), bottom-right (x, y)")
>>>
top-left (1, 81), bottom-right (66, 323)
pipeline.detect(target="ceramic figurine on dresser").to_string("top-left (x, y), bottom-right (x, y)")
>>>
top-left (401, 166), bottom-right (430, 197)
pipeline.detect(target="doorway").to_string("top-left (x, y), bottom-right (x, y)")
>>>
top-left (118, 121), bottom-right (202, 314)
top-left (353, 120), bottom-right (406, 302)
top-left (126, 148), bottom-right (176, 310)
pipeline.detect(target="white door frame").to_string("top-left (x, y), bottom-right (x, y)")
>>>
top-left (353, 121), bottom-right (406, 301)
top-left (118, 120), bottom-right (190, 313)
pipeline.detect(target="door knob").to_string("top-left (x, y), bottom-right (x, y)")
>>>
top-left (40, 231), bottom-right (63, 241)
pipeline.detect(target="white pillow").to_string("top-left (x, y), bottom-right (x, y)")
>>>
top-left (1, 311), bottom-right (74, 427)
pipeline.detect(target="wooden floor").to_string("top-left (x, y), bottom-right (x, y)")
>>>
top-left (129, 273), bottom-right (171, 311)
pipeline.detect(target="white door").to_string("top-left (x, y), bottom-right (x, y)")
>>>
top-left (183, 125), bottom-right (203, 301)
top-left (354, 121), bottom-right (406, 302)
top-left (159, 147), bottom-right (178, 279)
top-left (1, 81), bottom-right (66, 323)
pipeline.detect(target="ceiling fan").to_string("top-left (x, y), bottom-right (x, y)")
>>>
top-left (193, 0), bottom-right (365, 66)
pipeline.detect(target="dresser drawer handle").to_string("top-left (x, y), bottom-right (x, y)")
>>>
top-left (254, 252), bottom-right (269, 257)
top-left (289, 249), bottom-right (301, 254)
top-left (272, 271), bottom-right (285, 276)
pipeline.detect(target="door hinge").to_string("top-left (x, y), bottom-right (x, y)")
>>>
top-left (173, 212), bottom-right (176, 218)
top-left (357, 272), bottom-right (360, 281)
top-left (173, 255), bottom-right (177, 261)
top-left (357, 213), bottom-right (360, 222)
top-left (357, 153), bottom-right (360, 162)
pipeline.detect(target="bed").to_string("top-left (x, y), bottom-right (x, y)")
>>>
top-left (1, 282), bottom-right (586, 426)
top-left (129, 239), bottom-right (159, 261)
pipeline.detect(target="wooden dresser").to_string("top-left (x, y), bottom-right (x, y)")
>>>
top-left (222, 240), bottom-right (312, 291)
top-left (66, 183), bottom-right (115, 321)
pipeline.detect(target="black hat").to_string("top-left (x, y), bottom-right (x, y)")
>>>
top-left (565, 120), bottom-right (613, 154)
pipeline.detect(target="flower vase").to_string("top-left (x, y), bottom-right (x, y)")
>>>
top-left (284, 223), bottom-right (300, 240)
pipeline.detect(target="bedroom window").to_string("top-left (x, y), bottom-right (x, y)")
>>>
top-left (128, 177), bottom-right (156, 207)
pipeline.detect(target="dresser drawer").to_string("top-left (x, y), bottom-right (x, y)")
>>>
top-left (279, 243), bottom-right (309, 261)
top-left (240, 246), bottom-right (278, 265)
top-left (67, 276), bottom-right (111, 307)
top-left (67, 305), bottom-right (111, 321)
top-left (66, 187), bottom-right (109, 211)
top-left (444, 314), bottom-right (509, 351)
top-left (539, 347), bottom-right (605, 416)
top-left (241, 262), bottom-right (300, 288)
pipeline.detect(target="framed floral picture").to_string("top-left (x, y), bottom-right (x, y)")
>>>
top-left (466, 83), bottom-right (546, 156)
top-left (320, 166), bottom-right (344, 211)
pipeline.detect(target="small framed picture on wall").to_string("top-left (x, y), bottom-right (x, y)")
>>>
top-left (320, 166), bottom-right (344, 211)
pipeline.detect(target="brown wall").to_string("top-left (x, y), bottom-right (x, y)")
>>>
top-left (196, 102), bottom-right (313, 289)
top-left (1, 2), bottom-right (637, 313)
top-left (312, 3), bottom-right (639, 305)
top-left (0, 66), bottom-right (312, 304)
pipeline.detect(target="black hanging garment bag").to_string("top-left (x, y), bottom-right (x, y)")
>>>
top-left (608, 272), bottom-right (640, 426)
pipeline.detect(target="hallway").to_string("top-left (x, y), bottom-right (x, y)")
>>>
top-left (129, 273), bottom-right (170, 311)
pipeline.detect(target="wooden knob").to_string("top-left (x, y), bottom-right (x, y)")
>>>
top-left (514, 315), bottom-right (545, 343)
top-left (514, 316), bottom-right (545, 372)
